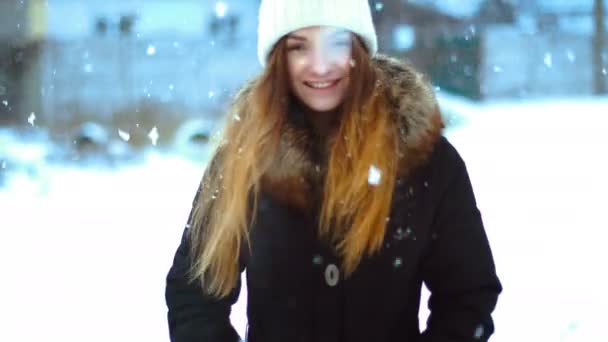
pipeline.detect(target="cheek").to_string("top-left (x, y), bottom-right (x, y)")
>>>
top-left (287, 58), bottom-right (304, 86)
top-left (338, 56), bottom-right (353, 75)
top-left (334, 46), bottom-right (353, 68)
top-left (287, 55), bottom-right (307, 73)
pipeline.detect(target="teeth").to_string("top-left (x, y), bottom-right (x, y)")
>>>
top-left (307, 81), bottom-right (334, 89)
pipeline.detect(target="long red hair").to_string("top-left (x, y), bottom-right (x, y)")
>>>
top-left (188, 35), bottom-right (398, 297)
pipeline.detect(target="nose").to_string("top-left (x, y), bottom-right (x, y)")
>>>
top-left (310, 48), bottom-right (331, 76)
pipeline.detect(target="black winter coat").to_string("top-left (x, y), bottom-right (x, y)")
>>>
top-left (165, 55), bottom-right (502, 342)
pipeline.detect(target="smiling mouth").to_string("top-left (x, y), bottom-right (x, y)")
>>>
top-left (304, 79), bottom-right (340, 89)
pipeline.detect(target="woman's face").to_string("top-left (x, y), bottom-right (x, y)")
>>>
top-left (286, 26), bottom-right (353, 113)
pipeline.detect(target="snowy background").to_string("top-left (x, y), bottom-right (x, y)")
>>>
top-left (2, 94), bottom-right (607, 342)
top-left (1, 0), bottom-right (608, 341)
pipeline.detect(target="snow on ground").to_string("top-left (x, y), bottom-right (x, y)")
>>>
top-left (0, 153), bottom-right (206, 342)
top-left (440, 95), bottom-right (608, 342)
top-left (1, 95), bottom-right (607, 341)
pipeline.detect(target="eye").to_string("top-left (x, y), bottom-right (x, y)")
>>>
top-left (287, 44), bottom-right (305, 52)
top-left (333, 40), bottom-right (350, 46)
top-left (327, 40), bottom-right (351, 56)
top-left (327, 40), bottom-right (351, 52)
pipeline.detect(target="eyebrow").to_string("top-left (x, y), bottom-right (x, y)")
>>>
top-left (287, 34), bottom-right (307, 41)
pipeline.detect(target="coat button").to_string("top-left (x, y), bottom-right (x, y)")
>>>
top-left (324, 263), bottom-right (340, 287)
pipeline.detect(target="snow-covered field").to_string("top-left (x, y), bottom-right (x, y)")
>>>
top-left (440, 95), bottom-right (608, 342)
top-left (1, 95), bottom-right (607, 342)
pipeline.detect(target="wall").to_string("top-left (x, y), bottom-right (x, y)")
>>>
top-left (36, 0), bottom-right (262, 138)
top-left (0, 1), bottom-right (27, 42)
top-left (0, 0), bottom-right (47, 125)
top-left (481, 25), bottom-right (598, 98)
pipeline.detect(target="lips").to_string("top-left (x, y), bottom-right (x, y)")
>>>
top-left (304, 79), bottom-right (340, 89)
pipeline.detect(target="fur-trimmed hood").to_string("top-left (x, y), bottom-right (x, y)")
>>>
top-left (229, 54), bottom-right (444, 211)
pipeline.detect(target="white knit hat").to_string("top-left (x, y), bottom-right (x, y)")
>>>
top-left (257, 0), bottom-right (378, 67)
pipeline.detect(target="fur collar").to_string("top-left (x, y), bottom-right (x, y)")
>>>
top-left (229, 54), bottom-right (444, 212)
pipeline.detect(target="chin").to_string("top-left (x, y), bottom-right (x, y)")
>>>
top-left (302, 99), bottom-right (342, 113)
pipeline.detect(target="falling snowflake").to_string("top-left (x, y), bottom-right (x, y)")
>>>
top-left (146, 45), bottom-right (156, 56)
top-left (312, 255), bottom-right (323, 265)
top-left (375, 2), bottom-right (384, 11)
top-left (169, 84), bottom-right (174, 91)
top-left (393, 227), bottom-right (413, 241)
top-left (118, 129), bottom-right (131, 141)
top-left (2, 100), bottom-right (7, 107)
top-left (27, 112), bottom-right (36, 126)
top-left (566, 50), bottom-right (576, 62)
top-left (148, 126), bottom-right (159, 145)
top-left (544, 53), bottom-right (553, 68)
top-left (368, 165), bottom-right (382, 185)
top-left (603, 68), bottom-right (607, 76)
top-left (233, 113), bottom-right (241, 121)
top-left (493, 65), bottom-right (503, 73)
top-left (1, 160), bottom-right (6, 169)
top-left (208, 91), bottom-right (215, 98)
top-left (83, 63), bottom-right (93, 73)
top-left (215, 2), bottom-right (227, 17)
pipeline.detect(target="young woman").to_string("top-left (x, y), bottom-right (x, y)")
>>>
top-left (165, 0), bottom-right (502, 341)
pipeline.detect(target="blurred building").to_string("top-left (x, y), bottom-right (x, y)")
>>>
top-left (3, 0), bottom-right (606, 133)
top-left (373, 0), bottom-right (607, 99)
top-left (42, 0), bottom-right (261, 143)
top-left (2, 0), bottom-right (262, 146)
top-left (0, 0), bottom-right (46, 125)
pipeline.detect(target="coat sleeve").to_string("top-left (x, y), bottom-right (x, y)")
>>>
top-left (420, 137), bottom-right (502, 342)
top-left (165, 184), bottom-right (244, 342)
